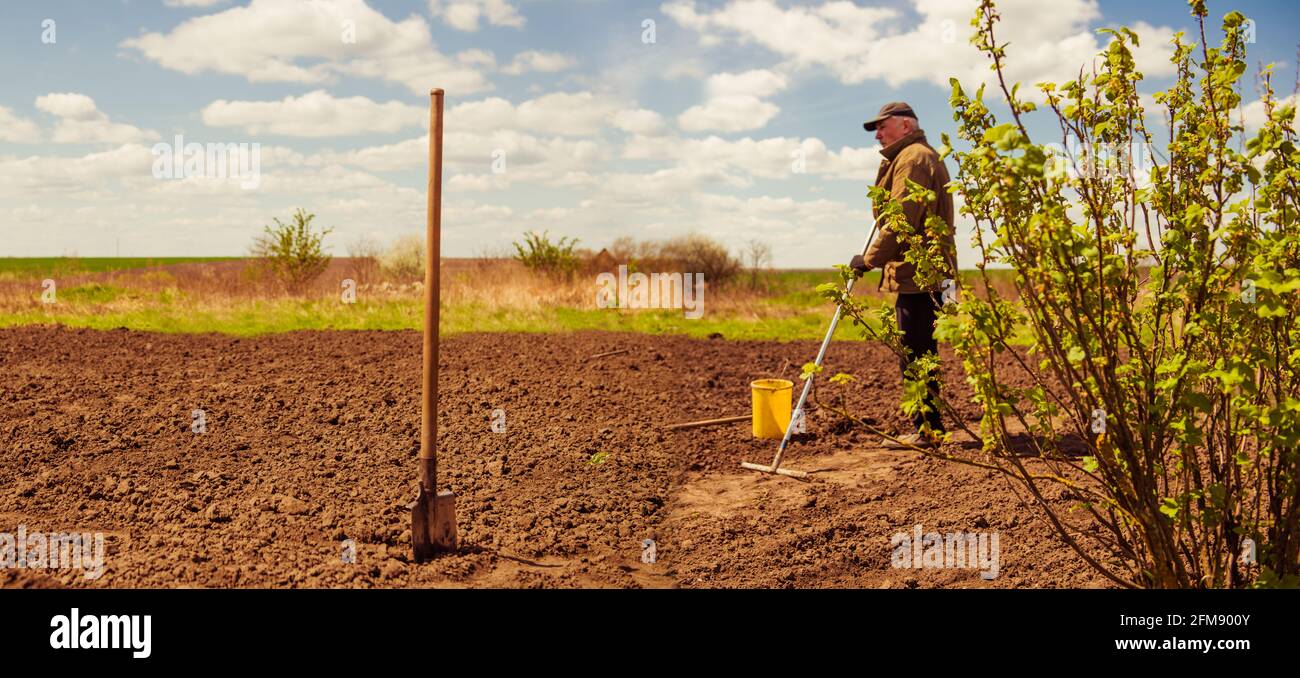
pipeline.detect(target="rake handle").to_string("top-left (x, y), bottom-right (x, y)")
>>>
top-left (765, 222), bottom-right (881, 472)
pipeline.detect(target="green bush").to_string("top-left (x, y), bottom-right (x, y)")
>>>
top-left (59, 284), bottom-right (125, 304)
top-left (513, 231), bottom-right (580, 278)
top-left (821, 0), bottom-right (1299, 588)
top-left (251, 208), bottom-right (333, 291)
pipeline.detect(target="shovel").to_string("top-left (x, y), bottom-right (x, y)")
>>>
top-left (411, 88), bottom-right (457, 562)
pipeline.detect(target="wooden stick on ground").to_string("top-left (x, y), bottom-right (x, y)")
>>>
top-left (663, 414), bottom-right (750, 431)
top-left (588, 348), bottom-right (630, 360)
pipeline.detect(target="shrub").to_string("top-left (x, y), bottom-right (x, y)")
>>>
top-left (346, 235), bottom-right (382, 285)
top-left (820, 0), bottom-right (1299, 588)
top-left (512, 231), bottom-right (580, 278)
top-left (601, 233), bottom-right (744, 286)
top-left (380, 234), bottom-right (425, 282)
top-left (250, 208), bottom-right (333, 291)
top-left (660, 233), bottom-right (743, 287)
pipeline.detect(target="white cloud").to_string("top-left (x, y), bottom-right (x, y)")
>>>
top-left (448, 91), bottom-right (627, 137)
top-left (611, 109), bottom-right (668, 136)
top-left (502, 50), bottom-right (578, 75)
top-left (397, 185), bottom-right (870, 269)
top-left (253, 162), bottom-right (390, 195)
top-left (0, 125), bottom-right (886, 265)
top-left (0, 144), bottom-right (156, 197)
top-left (664, 59), bottom-right (709, 81)
top-left (447, 173), bottom-right (510, 191)
top-left (314, 135), bottom-right (430, 172)
top-left (372, 126), bottom-right (883, 210)
top-left (456, 48), bottom-right (497, 68)
top-left (1241, 94), bottom-right (1299, 132)
top-left (663, 0), bottom-right (1178, 94)
top-left (516, 92), bottom-right (620, 136)
top-left (122, 0), bottom-right (491, 95)
top-left (1126, 21), bottom-right (1180, 79)
top-left (163, 0), bottom-right (228, 7)
top-left (444, 130), bottom-right (603, 176)
top-left (0, 155), bottom-right (434, 257)
top-left (678, 69), bottom-right (788, 132)
top-left (679, 96), bottom-right (779, 133)
top-left (35, 93), bottom-right (103, 120)
top-left (0, 106), bottom-right (41, 143)
top-left (707, 69), bottom-right (788, 97)
top-left (309, 126), bottom-right (605, 184)
top-left (446, 97), bottom-right (516, 131)
top-left (429, 0), bottom-right (524, 32)
top-left (624, 132), bottom-right (880, 183)
top-left (690, 192), bottom-right (853, 238)
top-left (201, 90), bottom-right (425, 137)
top-left (34, 93), bottom-right (157, 144)
top-left (662, 0), bottom-right (894, 75)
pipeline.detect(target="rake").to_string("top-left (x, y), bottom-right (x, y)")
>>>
top-left (739, 222), bottom-right (881, 479)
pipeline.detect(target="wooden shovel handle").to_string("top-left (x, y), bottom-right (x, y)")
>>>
top-left (420, 89), bottom-right (444, 491)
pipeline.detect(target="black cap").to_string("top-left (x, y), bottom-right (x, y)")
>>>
top-left (863, 102), bottom-right (917, 131)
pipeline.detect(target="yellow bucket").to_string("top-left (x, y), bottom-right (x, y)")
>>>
top-left (751, 379), bottom-right (794, 439)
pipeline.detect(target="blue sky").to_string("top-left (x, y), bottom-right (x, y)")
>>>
top-left (0, 0), bottom-right (1296, 266)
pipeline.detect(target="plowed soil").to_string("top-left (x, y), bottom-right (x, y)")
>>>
top-left (0, 326), bottom-right (1114, 588)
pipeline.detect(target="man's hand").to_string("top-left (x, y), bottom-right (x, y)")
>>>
top-left (849, 254), bottom-right (870, 278)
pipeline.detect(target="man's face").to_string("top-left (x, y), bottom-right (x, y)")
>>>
top-left (874, 115), bottom-right (910, 147)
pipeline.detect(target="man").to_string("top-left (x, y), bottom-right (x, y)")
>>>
top-left (850, 102), bottom-right (957, 448)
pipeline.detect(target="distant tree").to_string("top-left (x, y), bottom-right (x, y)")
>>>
top-left (744, 239), bottom-right (773, 290)
top-left (251, 208), bottom-right (333, 291)
top-left (346, 235), bottom-right (382, 284)
top-left (660, 233), bottom-right (743, 287)
top-left (512, 231), bottom-right (580, 278)
top-left (380, 234), bottom-right (425, 282)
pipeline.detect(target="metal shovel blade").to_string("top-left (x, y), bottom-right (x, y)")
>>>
top-left (410, 484), bottom-right (457, 563)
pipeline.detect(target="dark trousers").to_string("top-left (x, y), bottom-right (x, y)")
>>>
top-left (895, 292), bottom-right (944, 433)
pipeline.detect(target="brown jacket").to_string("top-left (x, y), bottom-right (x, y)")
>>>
top-left (863, 129), bottom-right (957, 294)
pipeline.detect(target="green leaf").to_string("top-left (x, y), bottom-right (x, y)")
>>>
top-left (949, 78), bottom-right (965, 101)
top-left (1256, 301), bottom-right (1287, 318)
top-left (1184, 392), bottom-right (1213, 413)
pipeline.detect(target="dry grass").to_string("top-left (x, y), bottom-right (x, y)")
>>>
top-left (0, 256), bottom-right (1019, 338)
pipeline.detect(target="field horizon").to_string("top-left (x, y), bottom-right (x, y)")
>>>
top-left (0, 256), bottom-right (1017, 340)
